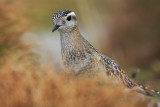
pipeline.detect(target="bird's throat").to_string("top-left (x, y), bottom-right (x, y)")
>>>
top-left (59, 26), bottom-right (87, 53)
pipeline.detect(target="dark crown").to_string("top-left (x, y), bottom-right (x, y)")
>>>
top-left (52, 10), bottom-right (72, 21)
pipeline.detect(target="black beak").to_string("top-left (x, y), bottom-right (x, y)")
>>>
top-left (52, 24), bottom-right (60, 32)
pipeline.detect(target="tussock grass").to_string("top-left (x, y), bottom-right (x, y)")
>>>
top-left (0, 0), bottom-right (29, 55)
top-left (0, 49), bottom-right (149, 107)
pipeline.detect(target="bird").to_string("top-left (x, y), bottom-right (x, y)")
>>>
top-left (52, 9), bottom-right (160, 96)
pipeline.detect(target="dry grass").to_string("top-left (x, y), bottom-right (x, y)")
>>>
top-left (0, 0), bottom-right (29, 55)
top-left (0, 48), bottom-right (150, 107)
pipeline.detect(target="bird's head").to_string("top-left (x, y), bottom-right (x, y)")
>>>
top-left (52, 10), bottom-right (77, 33)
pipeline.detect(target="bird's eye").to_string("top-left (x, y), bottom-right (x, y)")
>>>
top-left (67, 15), bottom-right (71, 21)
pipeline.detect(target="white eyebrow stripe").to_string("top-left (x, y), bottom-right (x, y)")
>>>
top-left (67, 12), bottom-right (76, 16)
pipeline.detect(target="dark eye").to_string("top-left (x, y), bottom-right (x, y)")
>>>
top-left (67, 15), bottom-right (71, 21)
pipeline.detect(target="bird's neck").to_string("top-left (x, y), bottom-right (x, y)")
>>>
top-left (59, 26), bottom-right (90, 53)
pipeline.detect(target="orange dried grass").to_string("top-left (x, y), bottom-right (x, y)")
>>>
top-left (0, 49), bottom-right (149, 107)
top-left (0, 0), bottom-right (29, 48)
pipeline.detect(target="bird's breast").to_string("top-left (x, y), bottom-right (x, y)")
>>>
top-left (62, 49), bottom-right (94, 73)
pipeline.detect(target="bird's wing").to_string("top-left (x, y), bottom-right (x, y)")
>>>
top-left (99, 54), bottom-right (160, 96)
top-left (99, 54), bottom-right (137, 88)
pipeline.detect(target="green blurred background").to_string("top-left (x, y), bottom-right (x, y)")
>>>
top-left (0, 0), bottom-right (160, 89)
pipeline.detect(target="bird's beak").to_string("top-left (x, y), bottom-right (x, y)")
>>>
top-left (52, 24), bottom-right (61, 32)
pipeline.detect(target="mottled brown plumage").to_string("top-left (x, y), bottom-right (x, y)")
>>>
top-left (52, 9), bottom-right (159, 96)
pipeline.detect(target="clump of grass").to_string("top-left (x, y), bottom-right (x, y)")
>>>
top-left (0, 49), bottom-right (151, 107)
top-left (0, 0), bottom-right (30, 55)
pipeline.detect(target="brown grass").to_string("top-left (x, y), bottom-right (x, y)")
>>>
top-left (0, 48), bottom-right (150, 107)
top-left (0, 0), bottom-right (29, 55)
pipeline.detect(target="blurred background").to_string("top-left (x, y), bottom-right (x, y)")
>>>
top-left (0, 0), bottom-right (160, 105)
